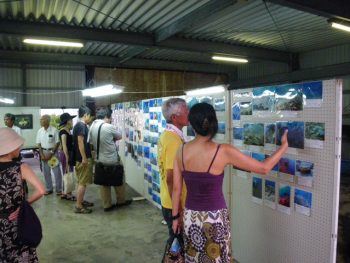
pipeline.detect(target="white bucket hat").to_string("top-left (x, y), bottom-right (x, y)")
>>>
top-left (0, 128), bottom-right (24, 155)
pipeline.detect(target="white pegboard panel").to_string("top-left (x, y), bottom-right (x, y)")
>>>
top-left (230, 79), bottom-right (342, 263)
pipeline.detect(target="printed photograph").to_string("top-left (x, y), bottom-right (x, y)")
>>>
top-left (150, 152), bottom-right (157, 165)
top-left (275, 84), bottom-right (303, 111)
top-left (302, 81), bottom-right (323, 100)
top-left (214, 97), bottom-right (226, 112)
top-left (279, 157), bottom-right (296, 175)
top-left (243, 123), bottom-right (264, 146)
top-left (199, 96), bottom-right (213, 105)
top-left (296, 160), bottom-right (314, 177)
top-left (294, 189), bottom-right (312, 208)
top-left (265, 180), bottom-right (276, 202)
top-left (187, 97), bottom-right (199, 110)
top-left (240, 101), bottom-right (253, 115)
top-left (143, 101), bottom-right (149, 113)
top-left (152, 182), bottom-right (160, 193)
top-left (305, 122), bottom-right (325, 141)
top-left (252, 152), bottom-right (265, 162)
top-left (276, 121), bottom-right (288, 146)
top-left (265, 154), bottom-right (279, 172)
top-left (145, 119), bottom-right (150, 130)
top-left (287, 121), bottom-right (305, 149)
top-left (232, 102), bottom-right (240, 121)
top-left (152, 169), bottom-right (160, 185)
top-left (14, 114), bottom-right (33, 129)
top-left (265, 123), bottom-right (276, 144)
top-left (233, 127), bottom-right (243, 140)
top-left (137, 145), bottom-right (143, 156)
top-left (278, 184), bottom-right (291, 207)
top-left (217, 122), bottom-right (226, 134)
top-left (149, 99), bottom-right (156, 107)
top-left (252, 87), bottom-right (275, 111)
top-left (252, 177), bottom-right (263, 199)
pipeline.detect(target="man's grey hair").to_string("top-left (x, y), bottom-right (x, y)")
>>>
top-left (161, 98), bottom-right (187, 123)
top-left (41, 114), bottom-right (51, 122)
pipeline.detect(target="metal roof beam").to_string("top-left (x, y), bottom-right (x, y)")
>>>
top-left (0, 20), bottom-right (292, 63)
top-left (155, 0), bottom-right (235, 42)
top-left (267, 0), bottom-right (350, 21)
top-left (230, 62), bottom-right (350, 89)
top-left (0, 50), bottom-right (235, 74)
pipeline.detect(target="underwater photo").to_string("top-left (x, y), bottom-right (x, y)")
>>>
top-left (233, 127), bottom-right (243, 140)
top-left (278, 184), bottom-right (291, 207)
top-left (276, 121), bottom-right (288, 146)
top-left (302, 81), bottom-right (323, 100)
top-left (294, 188), bottom-right (312, 208)
top-left (244, 123), bottom-right (264, 146)
top-left (265, 180), bottom-right (276, 202)
top-left (279, 157), bottom-right (296, 175)
top-left (287, 121), bottom-right (305, 149)
top-left (275, 84), bottom-right (303, 111)
top-left (217, 122), bottom-right (226, 134)
top-left (252, 177), bottom-right (263, 199)
top-left (296, 160), bottom-right (314, 177)
top-left (265, 123), bottom-right (276, 144)
top-left (214, 97), bottom-right (225, 112)
top-left (305, 122), bottom-right (325, 141)
top-left (232, 102), bottom-right (240, 120)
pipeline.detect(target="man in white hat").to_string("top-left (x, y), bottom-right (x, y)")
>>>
top-left (36, 114), bottom-right (62, 195)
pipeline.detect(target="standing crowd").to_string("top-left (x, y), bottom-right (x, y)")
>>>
top-left (1, 99), bottom-right (289, 263)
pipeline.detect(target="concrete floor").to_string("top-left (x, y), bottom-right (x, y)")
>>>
top-left (24, 157), bottom-right (167, 263)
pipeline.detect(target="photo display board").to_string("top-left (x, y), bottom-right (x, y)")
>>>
top-left (230, 79), bottom-right (342, 263)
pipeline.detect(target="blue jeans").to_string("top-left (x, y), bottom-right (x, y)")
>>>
top-left (162, 207), bottom-right (175, 262)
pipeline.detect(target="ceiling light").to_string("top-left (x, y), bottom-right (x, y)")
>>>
top-left (185, 85), bottom-right (226, 96)
top-left (23, 38), bottom-right (84, 48)
top-left (82, 84), bottom-right (123, 98)
top-left (330, 21), bottom-right (350, 33)
top-left (0, 97), bottom-right (15, 104)
top-left (212, 55), bottom-right (248, 63)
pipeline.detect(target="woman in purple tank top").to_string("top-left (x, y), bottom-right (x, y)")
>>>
top-left (171, 103), bottom-right (288, 262)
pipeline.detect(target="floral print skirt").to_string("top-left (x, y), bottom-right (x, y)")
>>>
top-left (183, 208), bottom-right (232, 263)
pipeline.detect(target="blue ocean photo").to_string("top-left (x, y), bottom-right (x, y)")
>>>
top-left (143, 101), bottom-right (149, 113)
top-left (232, 102), bottom-right (240, 120)
top-left (287, 121), bottom-right (304, 149)
top-left (302, 81), bottom-right (323, 100)
top-left (143, 146), bottom-right (150, 159)
top-left (233, 127), bottom-right (243, 140)
top-left (294, 189), bottom-right (312, 208)
top-left (252, 177), bottom-right (263, 199)
top-left (279, 185), bottom-right (291, 207)
top-left (279, 157), bottom-right (296, 175)
top-left (276, 121), bottom-right (288, 145)
top-left (265, 123), bottom-right (276, 144)
top-left (252, 152), bottom-right (265, 162)
top-left (275, 84), bottom-right (303, 111)
top-left (265, 180), bottom-right (276, 202)
top-left (217, 122), bottom-right (226, 134)
top-left (244, 123), bottom-right (264, 146)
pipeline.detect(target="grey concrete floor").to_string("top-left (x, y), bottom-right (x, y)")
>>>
top-left (24, 157), bottom-right (167, 263)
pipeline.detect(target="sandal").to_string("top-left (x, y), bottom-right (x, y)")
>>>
top-left (82, 200), bottom-right (94, 207)
top-left (66, 195), bottom-right (77, 201)
top-left (74, 206), bottom-right (92, 214)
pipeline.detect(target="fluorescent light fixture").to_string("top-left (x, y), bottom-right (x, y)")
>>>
top-left (0, 97), bottom-right (15, 104)
top-left (82, 84), bottom-right (123, 98)
top-left (23, 38), bottom-right (84, 48)
top-left (212, 55), bottom-right (248, 63)
top-left (330, 21), bottom-right (350, 33)
top-left (185, 85), bottom-right (226, 96)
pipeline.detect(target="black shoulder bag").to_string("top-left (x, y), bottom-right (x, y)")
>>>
top-left (94, 123), bottom-right (124, 186)
top-left (16, 181), bottom-right (43, 248)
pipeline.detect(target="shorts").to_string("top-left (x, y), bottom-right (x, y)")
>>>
top-left (75, 158), bottom-right (93, 186)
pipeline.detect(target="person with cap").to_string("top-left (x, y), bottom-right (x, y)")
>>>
top-left (4, 113), bottom-right (22, 136)
top-left (36, 114), bottom-right (63, 195)
top-left (58, 112), bottom-right (76, 201)
top-left (0, 128), bottom-right (45, 262)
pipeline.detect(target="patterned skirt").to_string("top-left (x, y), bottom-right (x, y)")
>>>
top-left (183, 208), bottom-right (232, 263)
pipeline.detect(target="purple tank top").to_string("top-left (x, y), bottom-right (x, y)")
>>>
top-left (182, 144), bottom-right (226, 211)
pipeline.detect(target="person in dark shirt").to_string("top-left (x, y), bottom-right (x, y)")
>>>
top-left (59, 112), bottom-right (76, 201)
top-left (72, 106), bottom-right (94, 214)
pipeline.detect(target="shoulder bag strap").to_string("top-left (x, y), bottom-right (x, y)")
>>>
top-left (96, 123), bottom-right (104, 161)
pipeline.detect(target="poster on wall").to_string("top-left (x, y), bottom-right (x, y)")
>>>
top-left (294, 188), bottom-right (312, 216)
top-left (252, 87), bottom-right (275, 116)
top-left (278, 183), bottom-right (291, 214)
top-left (243, 123), bottom-right (264, 151)
top-left (232, 102), bottom-right (240, 124)
top-left (275, 84), bottom-right (303, 117)
top-left (264, 180), bottom-right (276, 209)
top-left (264, 123), bottom-right (276, 151)
top-left (302, 81), bottom-right (323, 108)
top-left (252, 176), bottom-right (263, 205)
top-left (14, 114), bottom-right (33, 129)
top-left (278, 157), bottom-right (295, 182)
top-left (214, 97), bottom-right (225, 113)
top-left (305, 122), bottom-right (325, 149)
top-left (240, 101), bottom-right (253, 116)
top-left (233, 127), bottom-right (243, 146)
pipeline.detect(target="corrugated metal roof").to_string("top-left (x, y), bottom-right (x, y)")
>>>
top-left (181, 1), bottom-right (350, 53)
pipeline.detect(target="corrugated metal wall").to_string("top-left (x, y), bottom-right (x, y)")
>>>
top-left (237, 61), bottom-right (289, 81)
top-left (0, 64), bottom-right (84, 108)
